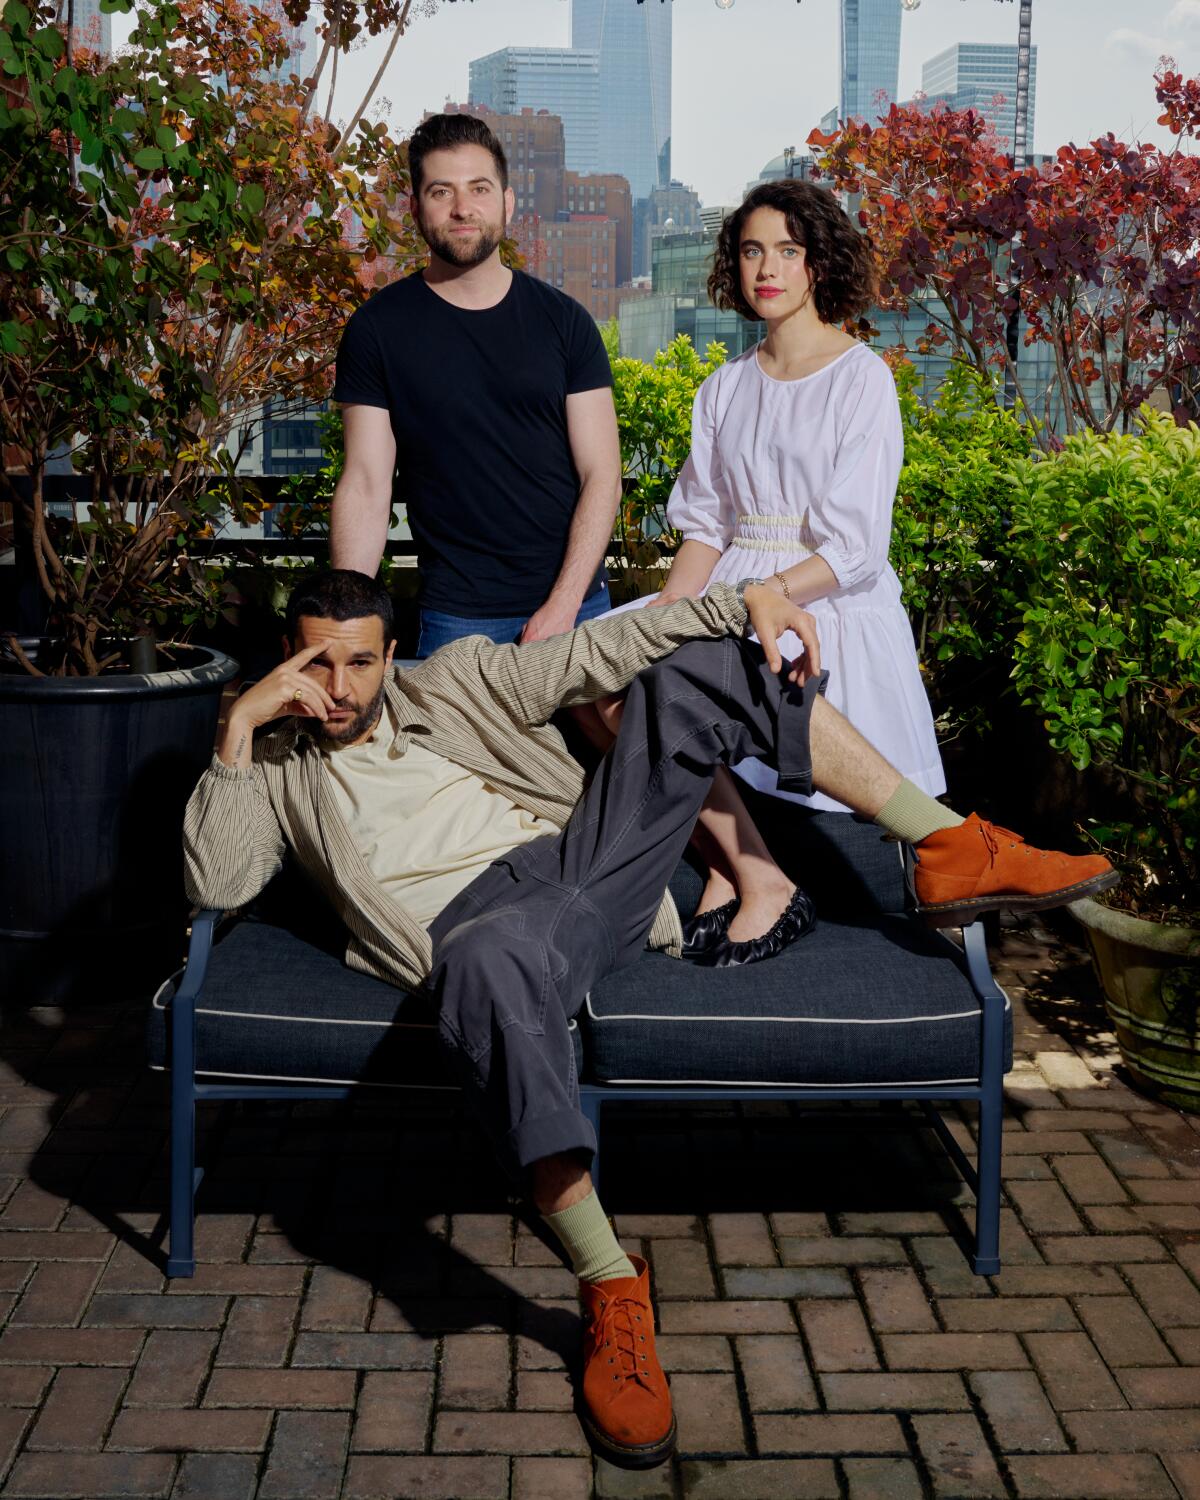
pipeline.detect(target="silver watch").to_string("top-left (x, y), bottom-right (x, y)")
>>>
top-left (735, 576), bottom-right (764, 617)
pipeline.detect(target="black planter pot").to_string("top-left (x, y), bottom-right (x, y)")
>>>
top-left (0, 643), bottom-right (238, 1005)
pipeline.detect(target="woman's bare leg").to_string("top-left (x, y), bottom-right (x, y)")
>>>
top-left (698, 767), bottom-right (795, 942)
top-left (568, 704), bottom-right (796, 939)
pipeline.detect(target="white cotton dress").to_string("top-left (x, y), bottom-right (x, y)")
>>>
top-left (611, 340), bottom-right (944, 814)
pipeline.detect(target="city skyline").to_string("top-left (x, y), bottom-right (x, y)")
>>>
top-left (831, 0), bottom-right (903, 130)
top-left (469, 45), bottom-right (601, 174)
top-left (111, 0), bottom-right (1200, 207)
top-left (917, 41), bottom-right (1040, 153)
top-left (571, 0), bottom-right (672, 201)
top-left (67, 0), bottom-right (112, 57)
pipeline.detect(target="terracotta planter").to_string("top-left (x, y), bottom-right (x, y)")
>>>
top-left (1069, 896), bottom-right (1200, 1113)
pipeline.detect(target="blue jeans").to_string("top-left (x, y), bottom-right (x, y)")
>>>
top-left (416, 581), bottom-right (610, 658)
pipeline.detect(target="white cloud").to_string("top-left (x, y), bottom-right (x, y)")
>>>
top-left (1167, 0), bottom-right (1200, 36)
top-left (1105, 26), bottom-right (1169, 61)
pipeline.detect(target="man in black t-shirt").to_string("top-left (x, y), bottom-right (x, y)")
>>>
top-left (330, 112), bottom-right (621, 656)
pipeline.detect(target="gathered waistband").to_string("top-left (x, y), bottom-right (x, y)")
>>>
top-left (731, 513), bottom-right (814, 553)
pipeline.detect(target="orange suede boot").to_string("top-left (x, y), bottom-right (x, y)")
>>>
top-left (578, 1255), bottom-right (676, 1469)
top-left (913, 813), bottom-right (1118, 926)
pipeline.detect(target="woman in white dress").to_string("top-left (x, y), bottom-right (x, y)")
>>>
top-left (596, 179), bottom-right (943, 966)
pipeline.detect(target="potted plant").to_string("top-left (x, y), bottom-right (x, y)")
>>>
top-left (0, 0), bottom-right (417, 999)
top-left (1006, 410), bottom-right (1200, 1109)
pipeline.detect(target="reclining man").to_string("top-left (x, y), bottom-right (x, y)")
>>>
top-left (183, 567), bottom-right (1115, 1471)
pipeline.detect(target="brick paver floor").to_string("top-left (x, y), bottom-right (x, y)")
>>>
top-left (0, 913), bottom-right (1197, 1498)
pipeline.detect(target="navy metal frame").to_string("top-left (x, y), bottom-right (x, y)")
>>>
top-left (165, 910), bottom-right (1007, 1279)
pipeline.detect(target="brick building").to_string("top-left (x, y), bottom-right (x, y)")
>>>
top-left (537, 217), bottom-right (621, 321)
top-left (561, 172), bottom-right (632, 288)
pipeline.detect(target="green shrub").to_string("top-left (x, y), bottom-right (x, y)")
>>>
top-left (890, 360), bottom-right (1034, 738)
top-left (609, 334), bottom-right (727, 583)
top-left (1005, 409), bottom-right (1200, 917)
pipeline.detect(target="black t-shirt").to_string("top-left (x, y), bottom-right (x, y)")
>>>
top-left (332, 270), bottom-right (613, 617)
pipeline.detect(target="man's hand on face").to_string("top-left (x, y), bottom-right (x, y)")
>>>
top-left (230, 642), bottom-right (336, 732)
top-left (519, 596), bottom-right (581, 645)
top-left (742, 583), bottom-right (822, 686)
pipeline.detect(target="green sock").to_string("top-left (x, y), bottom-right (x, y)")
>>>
top-left (543, 1191), bottom-right (637, 1284)
top-left (875, 780), bottom-right (965, 845)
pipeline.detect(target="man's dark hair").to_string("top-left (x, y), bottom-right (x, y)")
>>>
top-left (285, 568), bottom-right (395, 644)
top-left (408, 112), bottom-right (509, 198)
top-left (708, 179), bottom-right (876, 325)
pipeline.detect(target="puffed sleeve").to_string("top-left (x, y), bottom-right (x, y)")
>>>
top-left (811, 354), bottom-right (903, 590)
top-left (665, 369), bottom-right (734, 553)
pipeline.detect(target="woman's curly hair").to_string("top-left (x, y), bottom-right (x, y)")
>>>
top-left (708, 179), bottom-right (876, 325)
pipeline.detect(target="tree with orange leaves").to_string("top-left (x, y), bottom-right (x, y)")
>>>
top-left (810, 67), bottom-right (1200, 437)
top-left (0, 0), bottom-right (436, 673)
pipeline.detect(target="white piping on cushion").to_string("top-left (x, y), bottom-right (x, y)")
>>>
top-left (192, 1007), bottom-right (430, 1029)
top-left (585, 995), bottom-right (1010, 1026)
top-left (595, 1075), bottom-right (979, 1087)
top-left (152, 972), bottom-right (181, 1008)
top-left (152, 999), bottom-right (580, 1033)
top-left (148, 1063), bottom-right (459, 1090)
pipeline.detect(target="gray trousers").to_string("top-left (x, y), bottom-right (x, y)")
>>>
top-left (426, 636), bottom-right (826, 1177)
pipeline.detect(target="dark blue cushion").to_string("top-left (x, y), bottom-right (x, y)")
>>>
top-left (583, 913), bottom-right (1010, 1088)
top-left (146, 910), bottom-right (584, 1090)
top-left (150, 812), bottom-right (1002, 1092)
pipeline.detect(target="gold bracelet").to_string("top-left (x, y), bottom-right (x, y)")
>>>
top-left (773, 571), bottom-right (791, 600)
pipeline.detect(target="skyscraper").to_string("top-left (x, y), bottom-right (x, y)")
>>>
top-left (822, 0), bottom-right (903, 130)
top-left (469, 47), bottom-right (600, 175)
top-left (638, 178), bottom-right (701, 287)
top-left (920, 43), bottom-right (1039, 155)
top-left (570, 0), bottom-right (671, 202)
top-left (562, 171), bottom-right (634, 287)
top-left (67, 0), bottom-right (112, 58)
top-left (259, 0), bottom-right (324, 88)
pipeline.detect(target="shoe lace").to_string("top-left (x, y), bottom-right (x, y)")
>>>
top-left (592, 1292), bottom-right (656, 1392)
top-left (977, 820), bottom-right (1048, 863)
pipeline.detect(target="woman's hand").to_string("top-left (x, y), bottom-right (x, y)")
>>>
top-left (646, 589), bottom-right (689, 609)
top-left (742, 584), bottom-right (822, 685)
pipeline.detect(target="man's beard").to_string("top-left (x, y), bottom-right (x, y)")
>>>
top-left (420, 215), bottom-right (504, 269)
top-left (319, 680), bottom-right (387, 747)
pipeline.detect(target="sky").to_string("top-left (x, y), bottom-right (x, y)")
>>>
top-left (114, 0), bottom-right (1200, 206)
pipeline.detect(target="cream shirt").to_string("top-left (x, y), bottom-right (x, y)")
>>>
top-left (185, 581), bottom-right (750, 989)
top-left (322, 709), bottom-right (558, 929)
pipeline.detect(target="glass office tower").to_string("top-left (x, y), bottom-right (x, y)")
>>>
top-left (571, 0), bottom-right (671, 201)
top-left (921, 43), bottom-right (1039, 156)
top-left (469, 47), bottom-right (601, 174)
top-left (67, 0), bottom-right (112, 56)
top-left (257, 0), bottom-right (323, 87)
top-left (839, 0), bottom-right (902, 124)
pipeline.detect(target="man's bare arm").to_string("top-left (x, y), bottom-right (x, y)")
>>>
top-left (519, 386), bottom-right (622, 643)
top-left (329, 404), bottom-right (397, 576)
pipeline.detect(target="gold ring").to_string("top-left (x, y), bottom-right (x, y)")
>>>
top-left (292, 689), bottom-right (304, 701)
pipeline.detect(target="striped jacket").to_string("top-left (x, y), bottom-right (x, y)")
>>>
top-left (183, 581), bottom-right (752, 993)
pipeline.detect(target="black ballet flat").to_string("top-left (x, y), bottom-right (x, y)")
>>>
top-left (681, 898), bottom-right (739, 959)
top-left (699, 886), bottom-right (817, 969)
